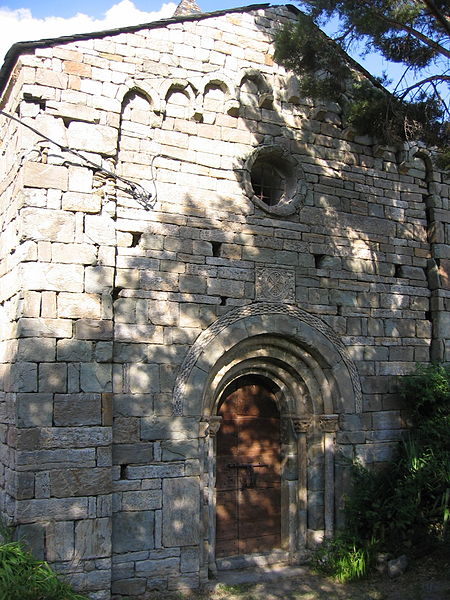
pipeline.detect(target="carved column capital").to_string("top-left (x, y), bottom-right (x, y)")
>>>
top-left (200, 416), bottom-right (222, 437)
top-left (319, 414), bottom-right (339, 433)
top-left (292, 416), bottom-right (313, 434)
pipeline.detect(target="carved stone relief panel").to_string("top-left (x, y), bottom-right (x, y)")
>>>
top-left (256, 267), bottom-right (295, 303)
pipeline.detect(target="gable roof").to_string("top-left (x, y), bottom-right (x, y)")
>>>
top-left (0, 3), bottom-right (283, 98)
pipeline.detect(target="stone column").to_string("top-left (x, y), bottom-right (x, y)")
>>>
top-left (319, 414), bottom-right (339, 538)
top-left (200, 415), bottom-right (222, 577)
top-left (292, 416), bottom-right (312, 550)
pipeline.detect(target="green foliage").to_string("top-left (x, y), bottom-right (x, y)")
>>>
top-left (311, 363), bottom-right (450, 581)
top-left (274, 1), bottom-right (450, 167)
top-left (0, 541), bottom-right (88, 600)
top-left (346, 364), bottom-right (450, 553)
top-left (311, 535), bottom-right (374, 582)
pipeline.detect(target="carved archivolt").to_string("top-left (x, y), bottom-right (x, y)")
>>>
top-left (172, 302), bottom-right (362, 416)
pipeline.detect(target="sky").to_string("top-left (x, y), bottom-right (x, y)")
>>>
top-left (0, 0), bottom-right (269, 63)
top-left (0, 0), bottom-right (408, 94)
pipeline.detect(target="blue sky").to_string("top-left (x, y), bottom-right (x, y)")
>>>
top-left (0, 0), bottom-right (282, 62)
top-left (0, 0), bottom-right (403, 90)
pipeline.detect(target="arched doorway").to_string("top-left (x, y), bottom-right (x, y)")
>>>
top-left (173, 303), bottom-right (362, 576)
top-left (215, 376), bottom-right (281, 557)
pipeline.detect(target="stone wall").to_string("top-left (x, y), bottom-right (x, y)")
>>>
top-left (0, 4), bottom-right (449, 599)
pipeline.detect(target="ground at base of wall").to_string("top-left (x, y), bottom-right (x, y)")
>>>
top-left (118, 553), bottom-right (450, 600)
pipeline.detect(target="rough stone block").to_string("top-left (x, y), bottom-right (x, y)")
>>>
top-left (38, 363), bottom-right (67, 393)
top-left (17, 393), bottom-right (53, 427)
top-left (62, 191), bottom-right (101, 213)
top-left (125, 463), bottom-right (184, 480)
top-left (84, 215), bottom-right (116, 246)
top-left (112, 579), bottom-right (146, 596)
top-left (161, 440), bottom-right (199, 461)
top-left (11, 362), bottom-right (37, 392)
top-left (80, 363), bottom-right (112, 393)
top-left (112, 443), bottom-right (153, 464)
top-left (75, 320), bottom-right (113, 340)
top-left (50, 468), bottom-right (111, 497)
top-left (162, 477), bottom-right (200, 547)
top-left (135, 557), bottom-right (179, 577)
top-left (22, 163), bottom-right (68, 191)
top-left (21, 263), bottom-right (83, 292)
top-left (121, 490), bottom-right (162, 511)
top-left (75, 517), bottom-right (111, 558)
top-left (180, 546), bottom-right (200, 573)
top-left (54, 394), bottom-right (101, 426)
top-left (112, 511), bottom-right (154, 553)
top-left (18, 318), bottom-right (73, 338)
top-left (17, 338), bottom-right (55, 362)
top-left (128, 364), bottom-right (160, 394)
top-left (58, 293), bottom-right (102, 319)
top-left (85, 266), bottom-right (115, 293)
top-left (67, 122), bottom-right (117, 155)
top-left (57, 339), bottom-right (93, 362)
top-left (141, 417), bottom-right (197, 441)
top-left (45, 521), bottom-right (74, 561)
top-left (16, 497), bottom-right (89, 523)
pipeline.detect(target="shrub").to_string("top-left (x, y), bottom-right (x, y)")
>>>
top-left (0, 541), bottom-right (88, 600)
top-left (311, 363), bottom-right (450, 581)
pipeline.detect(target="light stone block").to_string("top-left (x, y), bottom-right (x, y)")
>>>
top-left (62, 191), bottom-right (101, 213)
top-left (58, 293), bottom-right (102, 319)
top-left (22, 163), bottom-right (68, 191)
top-left (20, 208), bottom-right (74, 242)
top-left (21, 263), bottom-right (83, 292)
top-left (67, 122), bottom-right (117, 155)
top-left (128, 364), bottom-right (160, 394)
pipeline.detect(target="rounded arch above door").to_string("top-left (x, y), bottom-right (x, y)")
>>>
top-left (172, 303), bottom-right (362, 419)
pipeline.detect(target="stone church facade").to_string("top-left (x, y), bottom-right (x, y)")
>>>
top-left (0, 3), bottom-right (449, 598)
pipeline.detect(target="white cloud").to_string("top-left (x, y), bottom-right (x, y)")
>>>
top-left (0, 0), bottom-right (177, 63)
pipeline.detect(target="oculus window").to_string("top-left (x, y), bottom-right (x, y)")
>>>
top-left (242, 145), bottom-right (306, 216)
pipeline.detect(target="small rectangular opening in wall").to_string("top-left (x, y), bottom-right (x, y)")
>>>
top-left (112, 287), bottom-right (124, 302)
top-left (130, 232), bottom-right (142, 247)
top-left (211, 241), bottom-right (222, 257)
top-left (314, 254), bottom-right (326, 269)
top-left (220, 296), bottom-right (227, 305)
top-left (120, 465), bottom-right (128, 480)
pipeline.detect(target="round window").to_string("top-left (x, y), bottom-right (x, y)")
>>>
top-left (242, 145), bottom-right (306, 216)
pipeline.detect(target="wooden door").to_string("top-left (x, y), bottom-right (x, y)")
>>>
top-left (216, 380), bottom-right (281, 557)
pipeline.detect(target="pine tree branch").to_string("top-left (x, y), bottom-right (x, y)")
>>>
top-left (421, 0), bottom-right (450, 37)
top-left (376, 12), bottom-right (450, 60)
top-left (398, 74), bottom-right (450, 97)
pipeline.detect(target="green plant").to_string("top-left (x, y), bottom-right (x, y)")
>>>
top-left (310, 535), bottom-right (374, 582)
top-left (314, 363), bottom-right (450, 581)
top-left (0, 541), bottom-right (88, 600)
top-left (345, 363), bottom-right (450, 554)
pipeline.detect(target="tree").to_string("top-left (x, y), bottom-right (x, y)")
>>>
top-left (274, 1), bottom-right (450, 167)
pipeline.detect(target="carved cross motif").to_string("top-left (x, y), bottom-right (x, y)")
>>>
top-left (255, 267), bottom-right (295, 303)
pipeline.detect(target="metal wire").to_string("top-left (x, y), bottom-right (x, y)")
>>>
top-left (0, 108), bottom-right (155, 209)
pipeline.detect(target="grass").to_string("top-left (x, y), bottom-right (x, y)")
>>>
top-left (0, 541), bottom-right (89, 600)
